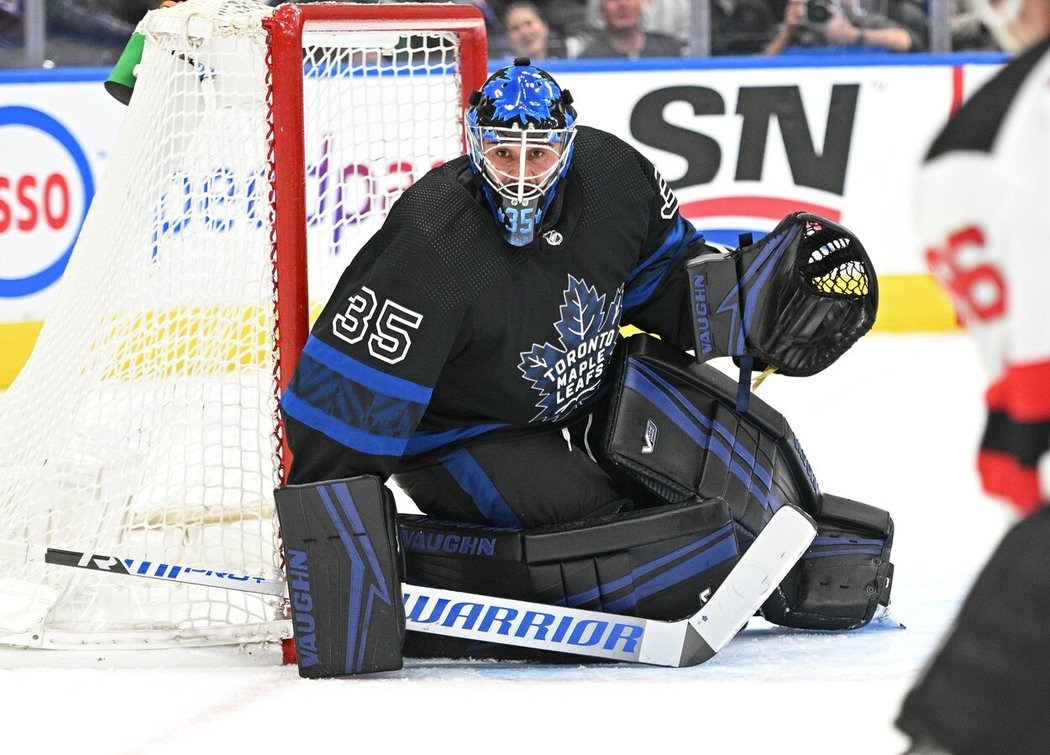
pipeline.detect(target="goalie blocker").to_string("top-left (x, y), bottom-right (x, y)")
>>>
top-left (274, 476), bottom-right (405, 678)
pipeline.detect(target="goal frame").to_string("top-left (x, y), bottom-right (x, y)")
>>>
top-left (266, 3), bottom-right (489, 483)
top-left (0, 1), bottom-right (488, 656)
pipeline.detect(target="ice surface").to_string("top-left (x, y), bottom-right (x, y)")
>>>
top-left (0, 333), bottom-right (1014, 754)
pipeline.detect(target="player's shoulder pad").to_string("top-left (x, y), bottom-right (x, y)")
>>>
top-left (572, 125), bottom-right (648, 172)
top-left (926, 39), bottom-right (1050, 161)
top-left (571, 125), bottom-right (663, 209)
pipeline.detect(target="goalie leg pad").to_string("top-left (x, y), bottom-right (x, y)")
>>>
top-left (603, 333), bottom-right (822, 542)
top-left (275, 476), bottom-right (405, 678)
top-left (399, 498), bottom-right (739, 661)
top-left (761, 493), bottom-right (894, 630)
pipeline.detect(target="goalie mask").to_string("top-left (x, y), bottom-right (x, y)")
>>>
top-left (466, 58), bottom-right (577, 246)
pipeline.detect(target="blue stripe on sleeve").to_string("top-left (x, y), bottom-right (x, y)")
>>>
top-left (404, 422), bottom-right (509, 456)
top-left (624, 215), bottom-right (701, 312)
top-left (303, 336), bottom-right (433, 404)
top-left (281, 390), bottom-right (409, 457)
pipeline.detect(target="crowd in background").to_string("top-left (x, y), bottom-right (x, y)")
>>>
top-left (0, 0), bottom-right (1005, 69)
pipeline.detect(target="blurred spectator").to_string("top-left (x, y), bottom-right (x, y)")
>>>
top-left (502, 1), bottom-right (568, 60)
top-left (950, 0), bottom-right (1000, 50)
top-left (1, 0), bottom-right (159, 67)
top-left (637, 0), bottom-right (691, 43)
top-left (576, 0), bottom-right (685, 58)
top-left (534, 0), bottom-right (589, 43)
top-left (584, 0), bottom-right (690, 42)
top-left (711, 0), bottom-right (779, 55)
top-left (764, 0), bottom-right (928, 53)
top-left (409, 0), bottom-right (512, 57)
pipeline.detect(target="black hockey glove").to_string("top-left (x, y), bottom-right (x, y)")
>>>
top-left (687, 212), bottom-right (878, 377)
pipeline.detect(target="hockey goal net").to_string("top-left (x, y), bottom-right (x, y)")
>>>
top-left (0, 0), bottom-right (486, 653)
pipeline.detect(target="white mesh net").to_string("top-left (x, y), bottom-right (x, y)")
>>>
top-left (0, 0), bottom-right (474, 651)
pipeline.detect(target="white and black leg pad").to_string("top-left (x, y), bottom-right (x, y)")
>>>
top-left (399, 497), bottom-right (738, 661)
top-left (603, 333), bottom-right (822, 545)
top-left (761, 492), bottom-right (894, 630)
top-left (275, 476), bottom-right (405, 677)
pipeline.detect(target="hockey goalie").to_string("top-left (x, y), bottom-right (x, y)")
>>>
top-left (275, 59), bottom-right (892, 677)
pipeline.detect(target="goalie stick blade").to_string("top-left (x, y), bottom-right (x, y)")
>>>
top-left (673, 505), bottom-right (816, 667)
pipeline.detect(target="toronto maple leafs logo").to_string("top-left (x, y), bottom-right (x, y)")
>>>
top-left (519, 275), bottom-right (623, 422)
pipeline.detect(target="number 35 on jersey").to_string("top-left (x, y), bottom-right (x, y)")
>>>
top-left (332, 286), bottom-right (424, 365)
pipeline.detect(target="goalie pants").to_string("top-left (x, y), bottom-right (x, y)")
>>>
top-left (392, 416), bottom-right (632, 530)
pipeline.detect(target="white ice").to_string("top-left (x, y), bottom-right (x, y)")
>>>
top-left (0, 333), bottom-right (1014, 755)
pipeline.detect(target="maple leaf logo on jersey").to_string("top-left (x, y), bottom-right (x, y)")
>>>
top-left (518, 275), bottom-right (623, 422)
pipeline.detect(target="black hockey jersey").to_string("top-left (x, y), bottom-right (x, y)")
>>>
top-left (282, 126), bottom-right (713, 484)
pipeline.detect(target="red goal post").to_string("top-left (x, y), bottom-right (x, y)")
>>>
top-left (266, 3), bottom-right (488, 483)
top-left (0, 0), bottom-right (487, 657)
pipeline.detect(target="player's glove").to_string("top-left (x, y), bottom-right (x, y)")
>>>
top-left (687, 212), bottom-right (877, 377)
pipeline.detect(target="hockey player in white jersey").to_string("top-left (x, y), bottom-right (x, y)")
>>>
top-left (896, 1), bottom-right (1050, 751)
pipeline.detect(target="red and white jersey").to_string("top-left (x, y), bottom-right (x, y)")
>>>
top-left (917, 38), bottom-right (1050, 513)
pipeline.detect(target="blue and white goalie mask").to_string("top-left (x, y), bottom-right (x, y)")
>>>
top-left (465, 59), bottom-right (577, 246)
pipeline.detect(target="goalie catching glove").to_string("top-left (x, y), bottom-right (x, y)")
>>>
top-left (688, 212), bottom-right (878, 377)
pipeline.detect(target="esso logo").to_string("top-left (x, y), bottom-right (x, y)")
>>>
top-left (0, 106), bottom-right (94, 297)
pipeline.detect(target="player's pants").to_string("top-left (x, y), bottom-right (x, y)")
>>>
top-left (392, 419), bottom-right (629, 529)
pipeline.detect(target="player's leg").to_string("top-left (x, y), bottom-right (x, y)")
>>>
top-left (896, 506), bottom-right (1050, 755)
top-left (400, 495), bottom-right (740, 661)
top-left (393, 428), bottom-right (628, 528)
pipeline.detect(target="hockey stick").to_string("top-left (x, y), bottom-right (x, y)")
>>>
top-left (0, 541), bottom-right (288, 596)
top-left (0, 506), bottom-right (814, 667)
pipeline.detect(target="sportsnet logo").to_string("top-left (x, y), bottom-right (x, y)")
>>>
top-left (681, 196), bottom-right (842, 249)
top-left (630, 82), bottom-right (857, 249)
